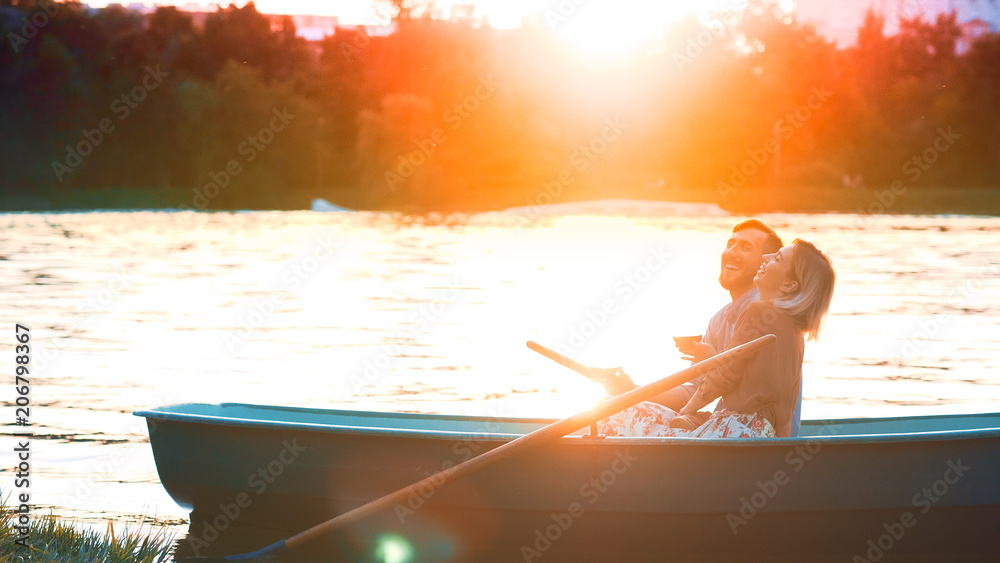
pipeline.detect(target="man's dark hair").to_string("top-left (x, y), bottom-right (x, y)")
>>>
top-left (733, 219), bottom-right (783, 254)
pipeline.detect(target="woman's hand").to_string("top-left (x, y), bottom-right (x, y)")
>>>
top-left (679, 389), bottom-right (712, 415)
top-left (672, 392), bottom-right (713, 430)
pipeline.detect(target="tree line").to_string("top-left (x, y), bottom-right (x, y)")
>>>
top-left (1, 0), bottom-right (998, 211)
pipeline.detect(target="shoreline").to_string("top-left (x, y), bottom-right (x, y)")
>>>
top-left (4, 186), bottom-right (1000, 217)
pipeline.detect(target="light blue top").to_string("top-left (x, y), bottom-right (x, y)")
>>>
top-left (702, 288), bottom-right (760, 353)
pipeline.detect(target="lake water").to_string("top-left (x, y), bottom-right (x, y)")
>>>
top-left (1, 203), bottom-right (999, 544)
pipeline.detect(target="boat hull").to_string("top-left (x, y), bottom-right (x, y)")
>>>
top-left (138, 404), bottom-right (1000, 561)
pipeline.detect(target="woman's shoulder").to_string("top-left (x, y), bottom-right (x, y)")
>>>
top-left (737, 300), bottom-right (799, 334)
top-left (743, 300), bottom-right (782, 318)
top-left (748, 300), bottom-right (796, 315)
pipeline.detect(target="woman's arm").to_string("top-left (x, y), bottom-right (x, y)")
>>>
top-left (687, 302), bottom-right (774, 409)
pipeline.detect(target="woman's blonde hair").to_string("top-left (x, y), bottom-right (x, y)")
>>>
top-left (775, 239), bottom-right (835, 341)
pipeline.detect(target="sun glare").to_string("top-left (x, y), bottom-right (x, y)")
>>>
top-left (542, 0), bottom-right (758, 56)
top-left (549, 1), bottom-right (687, 54)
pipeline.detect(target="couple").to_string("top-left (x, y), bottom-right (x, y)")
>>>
top-left (598, 220), bottom-right (835, 439)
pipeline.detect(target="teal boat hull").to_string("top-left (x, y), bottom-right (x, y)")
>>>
top-left (135, 404), bottom-right (1000, 561)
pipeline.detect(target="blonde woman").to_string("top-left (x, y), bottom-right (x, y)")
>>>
top-left (598, 239), bottom-right (836, 439)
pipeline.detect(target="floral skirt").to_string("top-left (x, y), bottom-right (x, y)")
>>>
top-left (597, 402), bottom-right (775, 438)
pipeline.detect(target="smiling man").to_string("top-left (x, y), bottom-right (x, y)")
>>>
top-left (686, 219), bottom-right (784, 360)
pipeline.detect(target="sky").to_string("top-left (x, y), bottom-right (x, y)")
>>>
top-left (97, 1), bottom-right (759, 25)
top-left (92, 0), bottom-right (788, 54)
top-left (90, 0), bottom-right (999, 49)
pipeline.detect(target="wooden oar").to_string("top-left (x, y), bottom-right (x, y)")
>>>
top-left (526, 340), bottom-right (602, 382)
top-left (526, 340), bottom-right (635, 394)
top-left (216, 334), bottom-right (776, 561)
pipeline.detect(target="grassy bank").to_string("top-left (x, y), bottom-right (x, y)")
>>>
top-left (3, 185), bottom-right (1000, 216)
top-left (0, 504), bottom-right (174, 563)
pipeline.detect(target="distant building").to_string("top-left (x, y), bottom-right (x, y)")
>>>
top-left (331, 20), bottom-right (398, 39)
top-left (85, 3), bottom-right (392, 41)
top-left (791, 0), bottom-right (1000, 46)
top-left (960, 17), bottom-right (993, 50)
top-left (281, 13), bottom-right (341, 41)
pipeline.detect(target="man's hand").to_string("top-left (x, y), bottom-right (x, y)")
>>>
top-left (675, 340), bottom-right (717, 363)
top-left (590, 367), bottom-right (636, 396)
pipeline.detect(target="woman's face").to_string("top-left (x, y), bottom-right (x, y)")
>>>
top-left (754, 244), bottom-right (798, 297)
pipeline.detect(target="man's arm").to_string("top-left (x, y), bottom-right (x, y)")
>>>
top-left (597, 371), bottom-right (698, 412)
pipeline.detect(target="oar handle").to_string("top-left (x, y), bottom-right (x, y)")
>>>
top-left (526, 340), bottom-right (598, 381)
top-left (226, 335), bottom-right (775, 558)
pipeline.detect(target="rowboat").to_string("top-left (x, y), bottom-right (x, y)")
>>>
top-left (136, 403), bottom-right (1000, 562)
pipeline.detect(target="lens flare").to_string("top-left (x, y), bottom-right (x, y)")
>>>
top-left (374, 533), bottom-right (415, 563)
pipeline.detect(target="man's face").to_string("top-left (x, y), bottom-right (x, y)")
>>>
top-left (719, 228), bottom-right (771, 293)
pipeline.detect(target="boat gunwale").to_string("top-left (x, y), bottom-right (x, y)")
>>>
top-left (133, 403), bottom-right (1000, 446)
